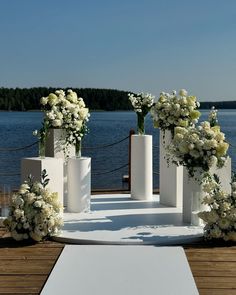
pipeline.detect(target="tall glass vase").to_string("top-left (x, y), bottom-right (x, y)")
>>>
top-left (75, 140), bottom-right (82, 158)
top-left (137, 113), bottom-right (145, 135)
top-left (39, 139), bottom-right (46, 159)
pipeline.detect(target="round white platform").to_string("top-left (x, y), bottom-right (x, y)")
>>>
top-left (53, 194), bottom-right (204, 245)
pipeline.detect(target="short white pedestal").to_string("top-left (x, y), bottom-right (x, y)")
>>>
top-left (45, 128), bottom-right (75, 158)
top-left (45, 128), bottom-right (76, 207)
top-left (131, 135), bottom-right (153, 200)
top-left (67, 157), bottom-right (91, 213)
top-left (182, 168), bottom-right (208, 225)
top-left (159, 130), bottom-right (183, 207)
top-left (21, 157), bottom-right (64, 207)
top-left (183, 159), bottom-right (231, 225)
top-left (211, 156), bottom-right (232, 194)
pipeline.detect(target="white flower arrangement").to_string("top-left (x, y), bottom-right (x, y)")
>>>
top-left (168, 121), bottom-right (229, 177)
top-left (198, 173), bottom-right (236, 241)
top-left (150, 89), bottom-right (201, 133)
top-left (4, 170), bottom-right (63, 242)
top-left (128, 92), bottom-right (155, 134)
top-left (40, 89), bottom-right (90, 156)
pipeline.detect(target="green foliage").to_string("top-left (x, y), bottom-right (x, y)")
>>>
top-left (0, 87), bottom-right (132, 111)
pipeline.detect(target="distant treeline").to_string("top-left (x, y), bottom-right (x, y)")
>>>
top-left (0, 87), bottom-right (132, 111)
top-left (0, 87), bottom-right (235, 111)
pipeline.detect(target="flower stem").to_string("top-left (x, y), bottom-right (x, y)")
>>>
top-left (137, 113), bottom-right (145, 135)
top-left (75, 140), bottom-right (82, 158)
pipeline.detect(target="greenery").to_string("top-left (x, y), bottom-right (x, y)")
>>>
top-left (0, 87), bottom-right (236, 111)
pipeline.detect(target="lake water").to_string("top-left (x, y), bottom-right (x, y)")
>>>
top-left (0, 110), bottom-right (236, 190)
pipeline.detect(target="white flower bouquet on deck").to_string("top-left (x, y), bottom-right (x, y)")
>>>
top-left (198, 173), bottom-right (236, 241)
top-left (40, 89), bottom-right (90, 157)
top-left (128, 92), bottom-right (154, 135)
top-left (168, 121), bottom-right (229, 178)
top-left (4, 170), bottom-right (63, 242)
top-left (150, 89), bottom-right (201, 134)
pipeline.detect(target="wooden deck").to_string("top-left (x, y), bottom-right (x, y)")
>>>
top-left (0, 229), bottom-right (235, 295)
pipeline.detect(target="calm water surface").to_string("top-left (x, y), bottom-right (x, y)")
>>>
top-left (0, 110), bottom-right (236, 190)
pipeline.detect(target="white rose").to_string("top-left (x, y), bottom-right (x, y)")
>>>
top-left (52, 119), bottom-right (62, 127)
top-left (40, 97), bottom-right (48, 105)
top-left (179, 89), bottom-right (188, 97)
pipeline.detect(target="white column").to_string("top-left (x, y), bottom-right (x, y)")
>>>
top-left (182, 168), bottom-right (207, 224)
top-left (21, 157), bottom-right (64, 207)
top-left (159, 130), bottom-right (183, 207)
top-left (67, 157), bottom-right (91, 213)
top-left (45, 128), bottom-right (75, 207)
top-left (131, 135), bottom-right (153, 200)
top-left (183, 158), bottom-right (232, 225)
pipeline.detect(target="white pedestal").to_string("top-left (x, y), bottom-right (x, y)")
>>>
top-left (211, 156), bottom-right (231, 194)
top-left (183, 159), bottom-right (231, 225)
top-left (183, 168), bottom-right (208, 225)
top-left (45, 128), bottom-right (76, 207)
top-left (21, 157), bottom-right (64, 207)
top-left (131, 135), bottom-right (153, 200)
top-left (45, 128), bottom-right (75, 158)
top-left (159, 130), bottom-right (183, 207)
top-left (67, 157), bottom-right (91, 213)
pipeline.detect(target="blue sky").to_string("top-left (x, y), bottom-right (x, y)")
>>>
top-left (1, 0), bottom-right (236, 101)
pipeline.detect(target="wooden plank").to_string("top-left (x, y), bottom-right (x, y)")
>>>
top-left (0, 275), bottom-right (46, 287)
top-left (0, 259), bottom-right (55, 275)
top-left (195, 276), bottom-right (236, 289)
top-left (189, 261), bottom-right (236, 272)
top-left (199, 289), bottom-right (236, 295)
top-left (0, 287), bottom-right (39, 294)
top-left (186, 251), bottom-right (236, 262)
top-left (0, 247), bottom-right (62, 260)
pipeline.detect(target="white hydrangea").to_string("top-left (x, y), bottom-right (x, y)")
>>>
top-left (150, 89), bottom-right (201, 132)
top-left (198, 173), bottom-right (236, 242)
top-left (4, 177), bottom-right (63, 242)
top-left (40, 89), bottom-right (90, 157)
top-left (168, 121), bottom-right (229, 177)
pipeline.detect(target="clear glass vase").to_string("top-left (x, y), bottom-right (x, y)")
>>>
top-left (39, 139), bottom-right (46, 159)
top-left (75, 140), bottom-right (81, 158)
top-left (137, 113), bottom-right (145, 135)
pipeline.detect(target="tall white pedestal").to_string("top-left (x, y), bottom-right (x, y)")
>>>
top-left (160, 130), bottom-right (183, 207)
top-left (45, 128), bottom-right (75, 207)
top-left (67, 157), bottom-right (91, 213)
top-left (183, 158), bottom-right (232, 224)
top-left (211, 156), bottom-right (231, 194)
top-left (131, 135), bottom-right (153, 200)
top-left (182, 168), bottom-right (208, 225)
top-left (21, 157), bottom-right (64, 207)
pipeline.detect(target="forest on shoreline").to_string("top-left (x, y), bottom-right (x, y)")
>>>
top-left (0, 87), bottom-right (235, 111)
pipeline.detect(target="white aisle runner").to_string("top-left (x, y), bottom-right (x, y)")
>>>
top-left (41, 245), bottom-right (199, 295)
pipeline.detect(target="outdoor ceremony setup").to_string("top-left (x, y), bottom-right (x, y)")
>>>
top-left (1, 88), bottom-right (235, 294)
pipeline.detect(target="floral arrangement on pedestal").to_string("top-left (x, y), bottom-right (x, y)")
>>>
top-left (4, 170), bottom-right (63, 242)
top-left (150, 89), bottom-right (201, 134)
top-left (40, 89), bottom-right (90, 157)
top-left (198, 173), bottom-right (236, 241)
top-left (128, 92), bottom-right (155, 135)
top-left (168, 121), bottom-right (229, 178)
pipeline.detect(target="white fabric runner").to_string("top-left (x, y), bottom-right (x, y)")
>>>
top-left (41, 245), bottom-right (199, 295)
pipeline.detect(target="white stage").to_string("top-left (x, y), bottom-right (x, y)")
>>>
top-left (53, 194), bottom-right (203, 245)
